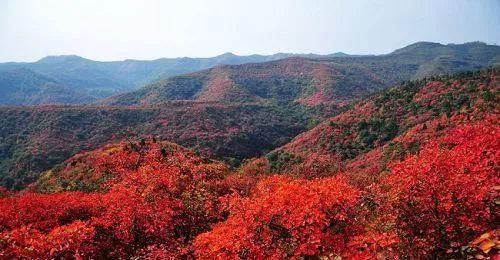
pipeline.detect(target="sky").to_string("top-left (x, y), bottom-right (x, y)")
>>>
top-left (0, 0), bottom-right (499, 62)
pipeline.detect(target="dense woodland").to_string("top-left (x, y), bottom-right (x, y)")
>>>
top-left (0, 66), bottom-right (498, 258)
top-left (0, 102), bottom-right (321, 189)
top-left (1, 42), bottom-right (499, 190)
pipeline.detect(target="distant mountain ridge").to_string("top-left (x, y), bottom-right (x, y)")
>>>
top-left (2, 41), bottom-right (498, 106)
top-left (0, 68), bottom-right (95, 105)
top-left (104, 42), bottom-right (500, 106)
top-left (0, 51), bottom-right (354, 105)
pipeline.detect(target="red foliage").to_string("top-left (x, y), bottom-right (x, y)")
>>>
top-left (346, 231), bottom-right (400, 259)
top-left (0, 192), bottom-right (101, 233)
top-left (194, 175), bottom-right (363, 258)
top-left (0, 69), bottom-right (497, 258)
top-left (0, 140), bottom-right (231, 258)
top-left (1, 221), bottom-right (95, 259)
top-left (381, 121), bottom-right (499, 258)
top-left (291, 152), bottom-right (343, 179)
top-left (0, 187), bottom-right (10, 198)
top-left (1, 121), bottom-right (497, 258)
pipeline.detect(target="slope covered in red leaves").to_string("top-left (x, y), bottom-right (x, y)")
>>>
top-left (0, 68), bottom-right (498, 258)
top-left (191, 120), bottom-right (498, 259)
top-left (1, 139), bottom-right (233, 258)
top-left (1, 118), bottom-right (497, 258)
top-left (103, 57), bottom-right (387, 107)
top-left (380, 120), bottom-right (499, 258)
top-left (246, 68), bottom-right (499, 183)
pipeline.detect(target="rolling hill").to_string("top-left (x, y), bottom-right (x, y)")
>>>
top-left (0, 42), bottom-right (498, 106)
top-left (240, 67), bottom-right (499, 186)
top-left (104, 42), bottom-right (500, 106)
top-left (0, 102), bottom-right (318, 189)
top-left (0, 68), bottom-right (95, 105)
top-left (0, 52), bottom-right (350, 105)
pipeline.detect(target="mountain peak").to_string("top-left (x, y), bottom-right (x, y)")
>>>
top-left (36, 55), bottom-right (89, 64)
top-left (217, 52), bottom-right (238, 58)
top-left (391, 42), bottom-right (444, 54)
top-left (328, 52), bottom-right (350, 57)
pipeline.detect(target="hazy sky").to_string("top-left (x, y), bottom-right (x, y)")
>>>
top-left (1, 0), bottom-right (499, 62)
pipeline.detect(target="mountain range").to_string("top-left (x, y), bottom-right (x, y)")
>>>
top-left (0, 42), bottom-right (498, 106)
top-left (0, 51), bottom-right (349, 105)
top-left (104, 41), bottom-right (500, 106)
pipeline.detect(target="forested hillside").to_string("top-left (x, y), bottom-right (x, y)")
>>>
top-left (105, 42), bottom-right (500, 106)
top-left (0, 68), bottom-right (95, 105)
top-left (0, 42), bottom-right (498, 105)
top-left (0, 102), bottom-right (318, 189)
top-left (0, 52), bottom-right (350, 105)
top-left (0, 68), bottom-right (497, 259)
top-left (245, 67), bottom-right (499, 183)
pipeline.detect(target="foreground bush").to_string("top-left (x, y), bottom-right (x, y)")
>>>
top-left (0, 140), bottom-right (230, 258)
top-left (382, 122), bottom-right (499, 258)
top-left (194, 175), bottom-right (363, 258)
